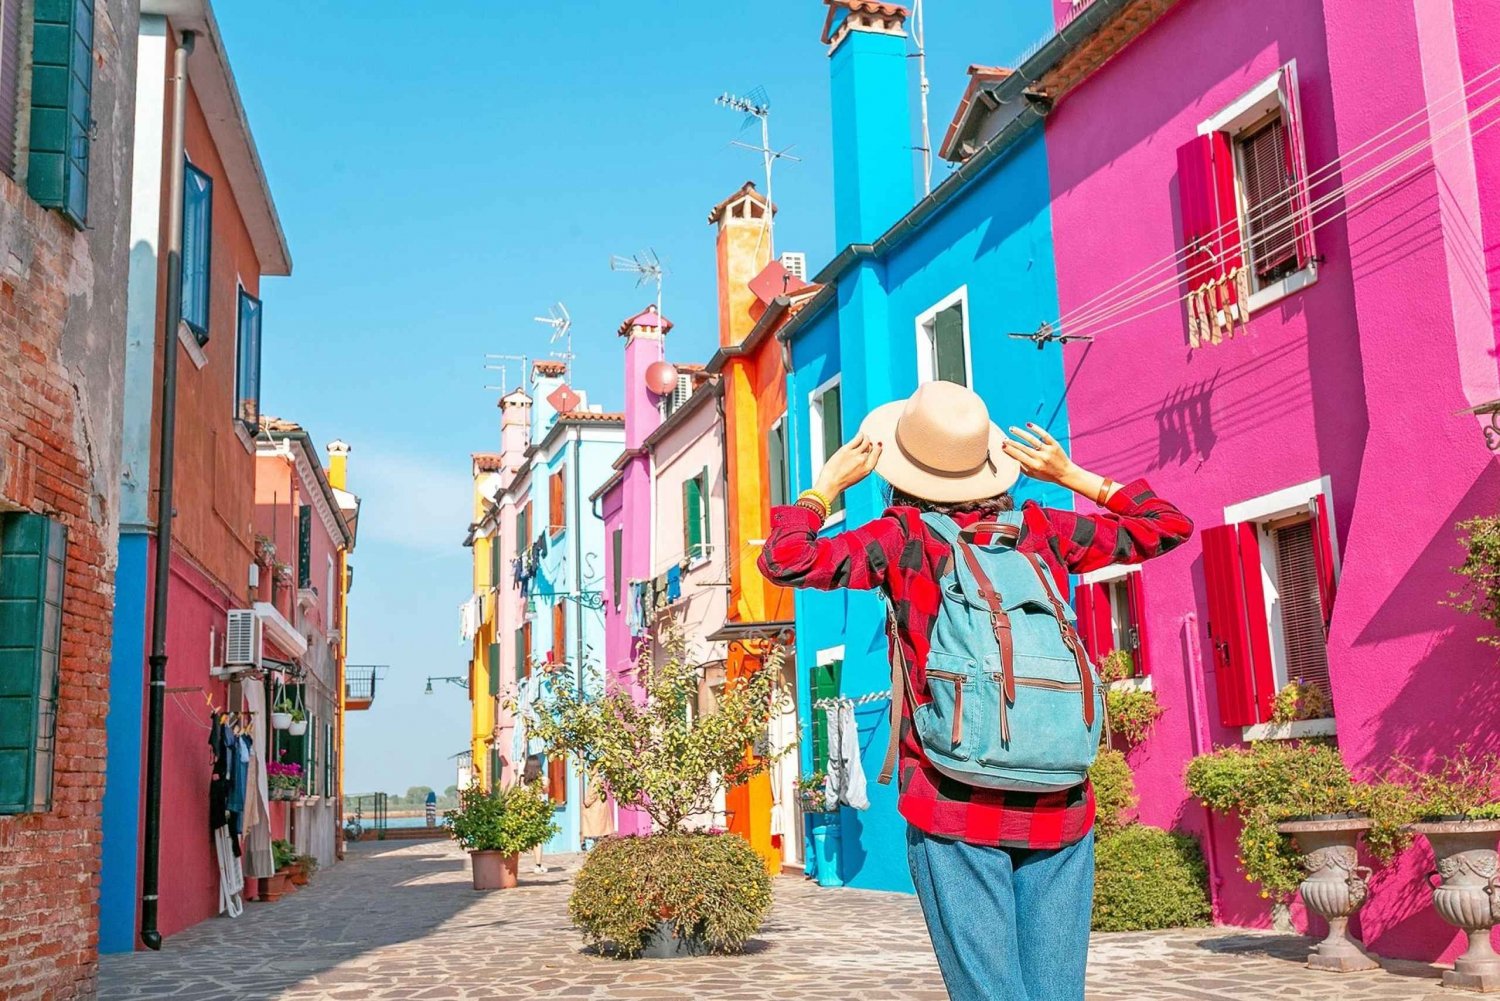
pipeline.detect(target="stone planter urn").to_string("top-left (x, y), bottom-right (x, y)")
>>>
top-left (470, 850), bottom-right (519, 891)
top-left (1412, 819), bottom-right (1500, 993)
top-left (639, 919), bottom-right (709, 959)
top-left (1277, 816), bottom-right (1380, 972)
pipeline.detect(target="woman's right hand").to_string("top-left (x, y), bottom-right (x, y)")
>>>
top-left (815, 432), bottom-right (882, 499)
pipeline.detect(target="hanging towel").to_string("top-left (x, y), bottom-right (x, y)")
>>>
top-left (824, 703), bottom-right (869, 811)
top-left (239, 683), bottom-right (275, 879)
top-left (215, 825), bottom-right (244, 918)
top-left (665, 565), bottom-right (682, 603)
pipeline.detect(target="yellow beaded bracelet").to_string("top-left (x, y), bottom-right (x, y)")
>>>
top-left (797, 489), bottom-right (832, 517)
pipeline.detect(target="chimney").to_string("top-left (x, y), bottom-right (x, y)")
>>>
top-left (498, 389), bottom-right (531, 482)
top-left (618, 305), bottom-right (672, 450)
top-left (530, 360), bottom-right (567, 439)
top-left (326, 440), bottom-right (351, 490)
top-left (709, 181), bottom-right (774, 348)
top-left (822, 0), bottom-right (914, 247)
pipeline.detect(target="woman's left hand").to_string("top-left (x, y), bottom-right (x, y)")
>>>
top-left (1001, 423), bottom-right (1075, 484)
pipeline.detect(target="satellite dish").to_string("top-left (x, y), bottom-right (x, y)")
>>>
top-left (645, 361), bottom-right (679, 396)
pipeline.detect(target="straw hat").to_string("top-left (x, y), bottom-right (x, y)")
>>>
top-left (859, 382), bottom-right (1020, 503)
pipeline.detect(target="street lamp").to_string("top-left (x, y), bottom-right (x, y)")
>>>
top-left (425, 676), bottom-right (468, 695)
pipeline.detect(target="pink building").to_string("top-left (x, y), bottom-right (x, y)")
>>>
top-left (1023, 0), bottom-right (1500, 962)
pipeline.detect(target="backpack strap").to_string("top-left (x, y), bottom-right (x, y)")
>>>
top-left (951, 539), bottom-right (1017, 744)
top-left (878, 606), bottom-right (913, 786)
top-left (1019, 552), bottom-right (1097, 729)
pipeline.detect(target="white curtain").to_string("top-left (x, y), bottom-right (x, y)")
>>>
top-left (239, 679), bottom-right (276, 878)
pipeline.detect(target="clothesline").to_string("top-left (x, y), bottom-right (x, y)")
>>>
top-left (812, 690), bottom-right (891, 712)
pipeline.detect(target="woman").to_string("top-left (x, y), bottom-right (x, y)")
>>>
top-left (758, 381), bottom-right (1191, 1001)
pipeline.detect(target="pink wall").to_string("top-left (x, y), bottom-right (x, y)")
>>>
top-left (1048, 0), bottom-right (1500, 961)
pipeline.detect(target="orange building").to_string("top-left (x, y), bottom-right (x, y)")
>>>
top-left (705, 182), bottom-right (820, 872)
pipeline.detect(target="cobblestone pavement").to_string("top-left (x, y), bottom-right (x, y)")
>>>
top-left (97, 840), bottom-right (1449, 1000)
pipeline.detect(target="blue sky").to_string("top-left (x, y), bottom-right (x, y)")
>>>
top-left (216, 1), bottom-right (1051, 795)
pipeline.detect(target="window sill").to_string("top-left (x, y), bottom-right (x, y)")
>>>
top-left (820, 511), bottom-right (846, 531)
top-left (1242, 717), bottom-right (1336, 741)
top-left (1247, 265), bottom-right (1318, 315)
top-left (232, 421), bottom-right (255, 454)
top-left (177, 320), bottom-right (208, 370)
top-left (1106, 676), bottom-right (1153, 693)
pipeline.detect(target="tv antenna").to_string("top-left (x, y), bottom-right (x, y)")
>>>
top-left (534, 302), bottom-right (573, 377)
top-left (484, 352), bottom-right (529, 394)
top-left (911, 0), bottom-right (932, 194)
top-left (716, 87), bottom-right (799, 257)
top-left (610, 250), bottom-right (667, 329)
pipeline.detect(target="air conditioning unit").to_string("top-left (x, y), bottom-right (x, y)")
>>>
top-left (225, 609), bottom-right (263, 670)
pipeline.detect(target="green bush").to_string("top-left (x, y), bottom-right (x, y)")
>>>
top-left (1105, 688), bottom-right (1164, 746)
top-left (271, 838), bottom-right (297, 871)
top-left (1093, 825), bottom-right (1212, 932)
top-left (570, 833), bottom-right (774, 957)
top-left (1090, 748), bottom-right (1137, 836)
top-left (444, 783), bottom-right (558, 856)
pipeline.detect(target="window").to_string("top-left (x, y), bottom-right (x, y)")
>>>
top-left (0, 514), bottom-right (67, 814)
top-left (0, 0), bottom-right (23, 179)
top-left (181, 163), bottom-right (214, 342)
top-left (916, 288), bottom-right (970, 387)
top-left (682, 467), bottom-right (711, 561)
top-left (551, 602), bottom-right (566, 667)
top-left (324, 721), bottom-right (334, 800)
top-left (325, 555), bottom-right (335, 625)
top-left (548, 469), bottom-right (566, 537)
top-left (1074, 567), bottom-right (1150, 679)
top-left (809, 653), bottom-right (842, 775)
top-left (297, 504), bottom-right (312, 589)
top-left (1179, 61), bottom-right (1315, 346)
top-left (514, 623), bottom-right (531, 680)
top-left (26, 0), bottom-right (93, 226)
top-left (1204, 479), bottom-right (1339, 730)
top-left (517, 501), bottom-right (532, 551)
top-left (487, 534), bottom-right (501, 590)
top-left (234, 290), bottom-right (262, 429)
top-left (663, 374), bottom-right (693, 418)
top-left (767, 417), bottom-right (788, 509)
top-left (809, 377), bottom-right (844, 516)
top-left (488, 642), bottom-right (501, 697)
top-left (611, 528), bottom-right (623, 611)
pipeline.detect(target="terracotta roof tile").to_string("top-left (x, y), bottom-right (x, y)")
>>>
top-left (259, 416), bottom-right (303, 433)
top-left (821, 0), bottom-right (909, 45)
top-left (472, 453), bottom-right (504, 472)
top-left (558, 410), bottom-right (625, 424)
top-left (617, 304), bottom-right (674, 337)
top-left (707, 181), bottom-right (774, 224)
top-left (940, 64), bottom-right (1016, 163)
top-left (532, 361), bottom-right (566, 377)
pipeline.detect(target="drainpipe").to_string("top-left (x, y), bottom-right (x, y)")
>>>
top-left (570, 428), bottom-right (585, 842)
top-left (140, 27), bottom-right (195, 952)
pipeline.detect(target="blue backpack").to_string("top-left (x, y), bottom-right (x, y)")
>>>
top-left (878, 511), bottom-right (1106, 793)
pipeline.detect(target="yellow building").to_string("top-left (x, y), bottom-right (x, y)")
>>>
top-left (465, 453), bottom-right (506, 791)
top-left (325, 441), bottom-right (366, 818)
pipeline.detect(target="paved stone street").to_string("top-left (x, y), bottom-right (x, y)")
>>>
top-left (97, 840), bottom-right (1450, 1000)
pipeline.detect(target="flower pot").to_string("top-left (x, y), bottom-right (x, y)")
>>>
top-left (1413, 819), bottom-right (1500, 993)
top-left (639, 919), bottom-right (710, 959)
top-left (287, 719), bottom-right (308, 736)
top-left (287, 861), bottom-right (309, 886)
top-left (470, 850), bottom-right (519, 890)
top-left (809, 812), bottom-right (843, 888)
top-left (271, 712), bottom-right (292, 731)
top-left (1276, 817), bottom-right (1379, 972)
top-left (258, 871), bottom-right (291, 902)
top-left (270, 786), bottom-right (296, 801)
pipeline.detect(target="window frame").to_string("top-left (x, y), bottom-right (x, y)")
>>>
top-left (767, 415), bottom-right (789, 509)
top-left (1197, 63), bottom-right (1318, 313)
top-left (808, 375), bottom-right (845, 523)
top-left (181, 160), bottom-right (214, 343)
top-left (1076, 564), bottom-right (1151, 690)
top-left (233, 286), bottom-right (262, 431)
top-left (548, 469), bottom-right (566, 538)
top-left (914, 285), bottom-right (973, 389)
top-left (682, 468), bottom-right (711, 566)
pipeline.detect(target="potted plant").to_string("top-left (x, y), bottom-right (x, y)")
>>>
top-left (259, 839), bottom-right (298, 902)
top-left (267, 760), bottom-right (302, 801)
top-left (254, 534), bottom-right (277, 567)
top-left (528, 627), bottom-right (784, 957)
top-left (1185, 742), bottom-right (1413, 971)
top-left (444, 782), bottom-right (558, 890)
top-left (287, 705), bottom-right (308, 737)
top-left (271, 697), bottom-right (294, 731)
top-left (1103, 688), bottom-right (1163, 747)
top-left (797, 772), bottom-right (827, 814)
top-left (1270, 679), bottom-right (1330, 725)
top-left (287, 852), bottom-right (317, 886)
top-left (1399, 751), bottom-right (1500, 992)
top-left (1098, 649), bottom-right (1135, 683)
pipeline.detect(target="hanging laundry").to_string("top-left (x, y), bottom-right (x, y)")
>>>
top-left (824, 702), bottom-right (869, 811)
top-left (665, 565), bottom-right (682, 603)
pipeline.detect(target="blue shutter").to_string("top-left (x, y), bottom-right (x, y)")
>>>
top-left (0, 514), bottom-right (67, 814)
top-left (26, 0), bottom-right (93, 227)
top-left (181, 164), bottom-right (213, 340)
top-left (235, 290), bottom-right (262, 429)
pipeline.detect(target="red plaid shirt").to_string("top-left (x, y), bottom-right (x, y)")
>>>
top-left (759, 479), bottom-right (1192, 849)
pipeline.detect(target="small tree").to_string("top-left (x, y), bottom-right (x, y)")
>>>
top-left (527, 626), bottom-right (790, 832)
top-left (1449, 514), bottom-right (1500, 646)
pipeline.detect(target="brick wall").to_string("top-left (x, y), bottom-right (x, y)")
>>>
top-left (0, 1), bottom-right (138, 996)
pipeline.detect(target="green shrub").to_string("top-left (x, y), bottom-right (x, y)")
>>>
top-left (570, 833), bottom-right (774, 957)
top-left (1093, 825), bottom-right (1212, 932)
top-left (1269, 680), bottom-right (1329, 724)
top-left (1098, 649), bottom-right (1135, 682)
top-left (444, 783), bottom-right (558, 856)
top-left (1090, 748), bottom-right (1137, 836)
top-left (1447, 514), bottom-right (1500, 645)
top-left (1105, 688), bottom-right (1164, 746)
top-left (271, 838), bottom-right (297, 871)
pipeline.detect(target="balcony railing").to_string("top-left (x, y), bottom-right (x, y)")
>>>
top-left (345, 665), bottom-right (383, 711)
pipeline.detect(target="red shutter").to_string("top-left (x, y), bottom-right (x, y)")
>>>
top-left (1310, 493), bottom-right (1338, 632)
top-left (1125, 570), bottom-right (1152, 677)
top-left (1074, 583), bottom-right (1112, 661)
top-left (1277, 61), bottom-right (1317, 270)
top-left (1201, 523), bottom-right (1276, 726)
top-left (1176, 132), bottom-right (1245, 345)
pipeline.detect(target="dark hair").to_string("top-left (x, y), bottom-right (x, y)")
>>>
top-left (887, 485), bottom-right (1015, 517)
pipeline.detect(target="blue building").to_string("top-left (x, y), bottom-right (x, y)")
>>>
top-left (781, 0), bottom-right (1071, 893)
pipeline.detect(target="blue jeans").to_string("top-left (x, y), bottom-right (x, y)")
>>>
top-left (907, 826), bottom-right (1094, 1001)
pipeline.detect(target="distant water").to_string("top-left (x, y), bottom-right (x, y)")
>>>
top-left (346, 814), bottom-right (447, 831)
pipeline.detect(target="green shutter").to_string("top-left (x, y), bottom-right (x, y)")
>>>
top-left (489, 536), bottom-right (501, 588)
top-left (684, 476), bottom-right (702, 554)
top-left (307, 712), bottom-right (318, 796)
top-left (934, 303), bottom-right (967, 385)
top-left (514, 629), bottom-right (527, 680)
top-left (700, 468), bottom-right (711, 548)
top-left (809, 660), bottom-right (841, 776)
top-left (768, 421), bottom-right (787, 508)
top-left (324, 722), bottom-right (334, 800)
top-left (297, 505), bottom-right (312, 588)
top-left (0, 514), bottom-right (66, 814)
top-left (488, 748), bottom-right (502, 793)
top-left (819, 386), bottom-right (844, 514)
top-left (235, 290), bottom-right (261, 428)
top-left (27, 0), bottom-right (93, 227)
top-left (611, 528), bottom-right (623, 611)
top-left (487, 642), bottom-right (501, 697)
